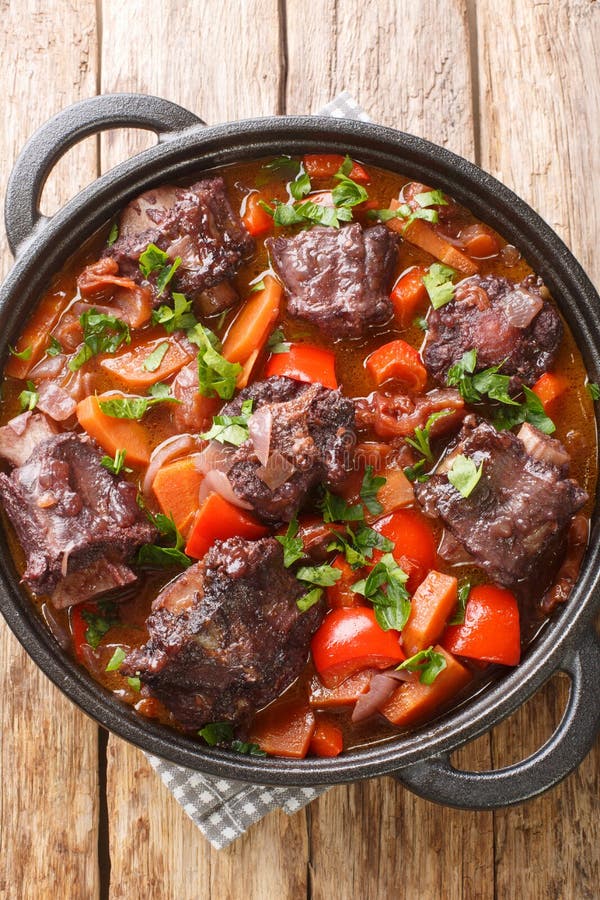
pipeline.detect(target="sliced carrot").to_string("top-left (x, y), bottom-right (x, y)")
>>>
top-left (6, 291), bottom-right (70, 378)
top-left (375, 468), bottom-right (415, 516)
top-left (235, 348), bottom-right (260, 390)
top-left (185, 492), bottom-right (269, 559)
top-left (152, 456), bottom-right (204, 535)
top-left (326, 554), bottom-right (364, 609)
top-left (308, 669), bottom-right (374, 708)
top-left (242, 192), bottom-right (274, 237)
top-left (222, 275), bottom-right (282, 365)
top-left (249, 699), bottom-right (316, 758)
top-left (381, 645), bottom-right (471, 726)
top-left (386, 200), bottom-right (479, 276)
top-left (366, 339), bottom-right (428, 392)
top-left (303, 154), bottom-right (370, 184)
top-left (309, 718), bottom-right (344, 757)
top-left (401, 571), bottom-right (458, 657)
top-left (76, 394), bottom-right (151, 467)
top-left (460, 225), bottom-right (500, 259)
top-left (100, 335), bottom-right (193, 389)
top-left (390, 266), bottom-right (429, 327)
top-left (532, 372), bottom-right (568, 413)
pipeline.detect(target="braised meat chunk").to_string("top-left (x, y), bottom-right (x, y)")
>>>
top-left (121, 537), bottom-right (325, 729)
top-left (415, 420), bottom-right (587, 593)
top-left (105, 177), bottom-right (254, 313)
top-left (266, 223), bottom-right (396, 338)
top-left (0, 432), bottom-right (156, 607)
top-left (211, 376), bottom-right (355, 523)
top-left (423, 274), bottom-right (562, 385)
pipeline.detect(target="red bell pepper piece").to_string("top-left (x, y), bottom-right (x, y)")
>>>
top-left (185, 492), bottom-right (269, 559)
top-left (371, 509), bottom-right (437, 593)
top-left (366, 340), bottom-right (428, 392)
top-left (265, 342), bottom-right (338, 390)
top-left (311, 608), bottom-right (405, 688)
top-left (442, 584), bottom-right (521, 665)
top-left (242, 192), bottom-right (274, 237)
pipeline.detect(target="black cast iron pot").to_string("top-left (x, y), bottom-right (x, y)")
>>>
top-left (1, 94), bottom-right (600, 810)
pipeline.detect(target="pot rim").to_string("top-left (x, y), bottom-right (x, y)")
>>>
top-left (1, 112), bottom-right (599, 784)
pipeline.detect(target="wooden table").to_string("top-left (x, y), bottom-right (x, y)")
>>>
top-left (1, 2), bottom-right (599, 897)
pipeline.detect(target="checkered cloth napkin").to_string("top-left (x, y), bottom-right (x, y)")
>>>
top-left (146, 92), bottom-right (371, 850)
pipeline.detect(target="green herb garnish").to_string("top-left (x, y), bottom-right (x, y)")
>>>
top-left (46, 336), bottom-right (62, 357)
top-left (105, 646), bottom-right (127, 672)
top-left (275, 518), bottom-right (304, 567)
top-left (139, 243), bottom-right (181, 296)
top-left (142, 342), bottom-right (170, 373)
top-left (81, 601), bottom-right (119, 649)
top-left (449, 581), bottom-right (471, 625)
top-left (423, 263), bottom-right (456, 310)
top-left (107, 222), bottom-right (119, 246)
top-left (136, 512), bottom-right (192, 569)
top-left (200, 399), bottom-right (254, 447)
top-left (69, 309), bottom-right (130, 371)
top-left (98, 394), bottom-right (177, 420)
top-left (152, 292), bottom-right (198, 333)
top-left (447, 454), bottom-right (484, 498)
top-left (405, 409), bottom-right (454, 462)
top-left (397, 647), bottom-right (447, 684)
top-left (19, 380), bottom-right (38, 412)
top-left (100, 448), bottom-right (131, 475)
top-left (267, 327), bottom-right (291, 354)
top-left (351, 553), bottom-right (411, 631)
top-left (359, 466), bottom-right (386, 516)
top-left (586, 382), bottom-right (600, 400)
top-left (9, 345), bottom-right (32, 361)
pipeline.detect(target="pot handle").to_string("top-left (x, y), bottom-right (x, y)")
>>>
top-left (393, 627), bottom-right (600, 809)
top-left (4, 93), bottom-right (205, 255)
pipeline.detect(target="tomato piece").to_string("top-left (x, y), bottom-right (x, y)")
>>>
top-left (250, 699), bottom-right (316, 758)
top-left (366, 340), bottom-right (428, 392)
top-left (311, 608), bottom-right (405, 688)
top-left (242, 192), bottom-right (273, 237)
top-left (310, 718), bottom-right (344, 757)
top-left (303, 154), bottom-right (370, 184)
top-left (442, 584), bottom-right (521, 665)
top-left (531, 372), bottom-right (568, 413)
top-left (372, 509), bottom-right (437, 593)
top-left (390, 266), bottom-right (429, 327)
top-left (185, 493), bottom-right (269, 559)
top-left (326, 554), bottom-right (364, 609)
top-left (265, 342), bottom-right (338, 389)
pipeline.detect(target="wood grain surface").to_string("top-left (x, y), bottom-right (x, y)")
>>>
top-left (0, 1), bottom-right (598, 898)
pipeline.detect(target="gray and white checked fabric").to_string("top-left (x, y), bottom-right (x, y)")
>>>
top-left (145, 92), bottom-right (369, 851)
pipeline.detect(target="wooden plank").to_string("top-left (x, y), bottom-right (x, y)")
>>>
top-left (286, 2), bottom-right (494, 897)
top-left (477, 2), bottom-right (600, 897)
top-left (0, 2), bottom-right (100, 898)
top-left (285, 0), bottom-right (475, 159)
top-left (99, 3), bottom-right (311, 896)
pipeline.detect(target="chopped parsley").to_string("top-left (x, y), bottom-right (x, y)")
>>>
top-left (405, 409), bottom-right (454, 462)
top-left (368, 204), bottom-right (438, 229)
top-left (327, 523), bottom-right (394, 569)
top-left (127, 676), bottom-right (141, 692)
top-left (267, 327), bottom-right (291, 354)
top-left (81, 601), bottom-right (119, 649)
top-left (493, 386), bottom-right (555, 435)
top-left (231, 740), bottom-right (267, 757)
top-left (403, 458), bottom-right (429, 483)
top-left (289, 169), bottom-right (311, 201)
top-left (414, 189), bottom-right (448, 208)
top-left (107, 222), bottom-right (119, 246)
top-left (69, 309), bottom-right (130, 371)
top-left (46, 336), bottom-right (62, 357)
top-left (397, 647), bottom-right (447, 685)
top-left (295, 563), bottom-right (341, 613)
top-left (142, 341), bottom-right (170, 372)
top-left (200, 399), bottom-right (254, 447)
top-left (139, 243), bottom-right (182, 296)
top-left (152, 292), bottom-right (198, 333)
top-left (586, 382), bottom-right (600, 400)
top-left (263, 198), bottom-right (353, 229)
top-left (331, 156), bottom-right (369, 208)
top-left (275, 518), bottom-right (304, 567)
top-left (414, 315), bottom-right (429, 332)
top-left (447, 349), bottom-right (540, 416)
top-left (198, 722), bottom-right (267, 756)
top-left (447, 454), bottom-right (483, 498)
top-left (190, 324), bottom-right (241, 400)
top-left (105, 646), bottom-right (127, 672)
top-left (98, 394), bottom-right (177, 420)
top-left (18, 380), bottom-right (38, 412)
top-left (319, 489), bottom-right (364, 524)
top-left (9, 345), bottom-right (32, 361)
top-left (351, 553), bottom-right (411, 631)
top-left (250, 279), bottom-right (266, 293)
top-left (423, 263), bottom-right (456, 310)
top-left (296, 587), bottom-right (324, 612)
top-left (359, 466), bottom-right (386, 516)
top-left (449, 580), bottom-right (471, 625)
top-left (148, 381), bottom-right (172, 400)
top-left (100, 448), bottom-right (131, 475)
top-left (136, 511), bottom-right (192, 569)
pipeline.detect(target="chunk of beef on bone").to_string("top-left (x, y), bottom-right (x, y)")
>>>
top-left (202, 376), bottom-right (355, 524)
top-left (422, 273), bottom-right (562, 386)
top-left (0, 432), bottom-right (156, 607)
top-left (0, 412), bottom-right (57, 467)
top-left (104, 178), bottom-right (254, 314)
top-left (414, 420), bottom-right (587, 594)
top-left (266, 223), bottom-right (397, 338)
top-left (121, 536), bottom-right (325, 730)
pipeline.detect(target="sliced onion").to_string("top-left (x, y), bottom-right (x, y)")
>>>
top-left (30, 354), bottom-right (67, 380)
top-left (7, 410), bottom-right (32, 435)
top-left (256, 452), bottom-right (296, 490)
top-left (501, 288), bottom-right (543, 329)
top-left (352, 670), bottom-right (416, 723)
top-left (248, 407), bottom-right (273, 466)
top-left (36, 381), bottom-right (77, 422)
top-left (518, 422), bottom-right (570, 468)
top-left (143, 433), bottom-right (198, 496)
top-left (194, 442), bottom-right (235, 475)
top-left (198, 469), bottom-right (253, 510)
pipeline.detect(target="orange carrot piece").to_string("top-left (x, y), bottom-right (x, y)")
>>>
top-left (185, 492), bottom-right (269, 559)
top-left (532, 372), bottom-right (569, 413)
top-left (462, 228), bottom-right (500, 259)
top-left (308, 669), bottom-right (374, 708)
top-left (242, 192), bottom-right (274, 237)
top-left (76, 394), bottom-right (151, 467)
top-left (250, 699), bottom-right (316, 758)
top-left (390, 265), bottom-right (429, 327)
top-left (235, 348), bottom-right (260, 389)
top-left (374, 468), bottom-right (415, 516)
top-left (309, 718), bottom-right (344, 757)
top-left (366, 339), bottom-right (428, 392)
top-left (381, 645), bottom-right (471, 727)
top-left (222, 275), bottom-right (282, 365)
top-left (6, 292), bottom-right (70, 379)
top-left (401, 571), bottom-right (458, 657)
top-left (100, 336), bottom-right (193, 389)
top-left (386, 200), bottom-right (479, 276)
top-left (152, 456), bottom-right (204, 535)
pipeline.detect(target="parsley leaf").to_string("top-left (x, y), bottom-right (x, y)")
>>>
top-left (107, 222), bottom-right (119, 246)
top-left (328, 524), bottom-right (394, 569)
top-left (231, 740), bottom-right (267, 757)
top-left (447, 454), bottom-right (483, 498)
top-left (296, 564), bottom-right (341, 587)
top-left (105, 646), bottom-right (127, 672)
top-left (266, 198), bottom-right (352, 229)
top-left (142, 341), bottom-right (170, 373)
top-left (493, 386), bottom-right (555, 434)
top-left (101, 448), bottom-right (131, 475)
top-left (9, 345), bottom-right (32, 361)
top-left (192, 325), bottom-right (242, 400)
top-left (19, 380), bottom-right (38, 412)
top-left (98, 394), bottom-right (176, 420)
top-left (69, 309), bottom-right (131, 371)
top-left (414, 315), bottom-right (429, 332)
top-left (200, 399), bottom-right (254, 447)
top-left (148, 382), bottom-right (172, 400)
top-left (199, 722), bottom-right (234, 745)
top-left (414, 189), bottom-right (448, 208)
top-left (403, 458), bottom-right (429, 483)
top-left (397, 647), bottom-right (447, 685)
top-left (449, 580), bottom-right (471, 625)
top-left (360, 466), bottom-right (386, 516)
top-left (320, 489), bottom-right (364, 524)
top-left (250, 279), bottom-right (266, 293)
top-left (290, 170), bottom-right (311, 201)
top-left (259, 156), bottom-right (301, 179)
top-left (405, 409), bottom-right (454, 462)
top-left (136, 511), bottom-right (192, 569)
top-left (275, 518), bottom-right (304, 567)
top-left (152, 292), bottom-right (198, 333)
top-left (351, 553), bottom-right (411, 631)
top-left (267, 327), bottom-right (291, 354)
top-left (423, 263), bottom-right (456, 310)
top-left (331, 165), bottom-right (369, 208)
top-left (586, 382), bottom-right (600, 400)
top-left (127, 676), bottom-right (141, 692)
top-left (447, 350), bottom-right (518, 408)
top-left (46, 336), bottom-right (62, 357)
top-left (296, 587), bottom-right (324, 612)
top-left (139, 243), bottom-right (182, 296)
top-left (82, 602), bottom-right (119, 649)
